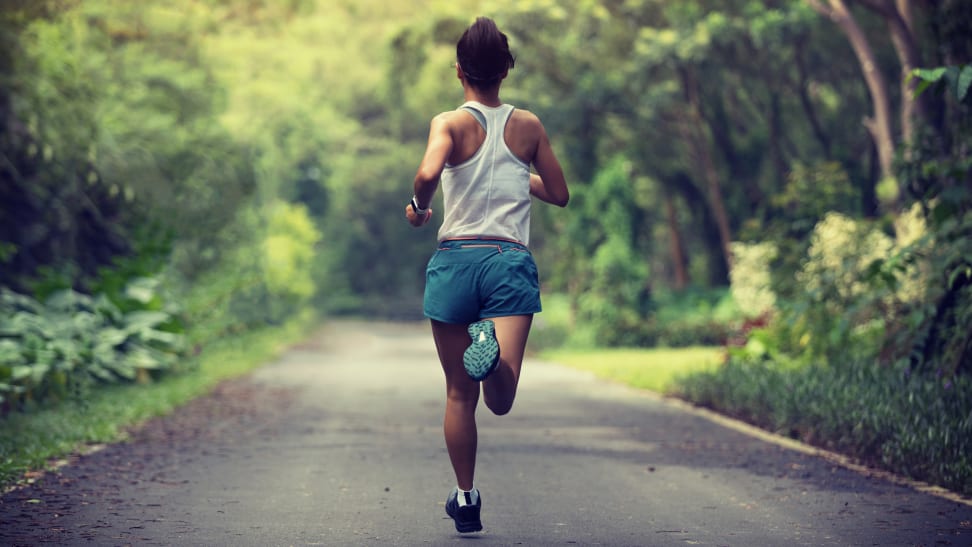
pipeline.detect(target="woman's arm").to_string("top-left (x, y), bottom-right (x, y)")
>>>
top-left (407, 114), bottom-right (454, 227)
top-left (529, 173), bottom-right (563, 205)
top-left (529, 123), bottom-right (569, 207)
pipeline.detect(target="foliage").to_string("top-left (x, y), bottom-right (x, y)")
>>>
top-left (604, 288), bottom-right (740, 348)
top-left (681, 50), bottom-right (972, 496)
top-left (576, 238), bottom-right (651, 346)
top-left (0, 281), bottom-right (184, 412)
top-left (893, 62), bottom-right (972, 376)
top-left (261, 201), bottom-right (322, 321)
top-left (729, 241), bottom-right (778, 318)
top-left (646, 288), bottom-right (740, 347)
top-left (557, 158), bottom-right (650, 345)
top-left (909, 64), bottom-right (972, 104)
top-left (751, 162), bottom-right (861, 302)
top-left (674, 358), bottom-right (972, 496)
top-left (733, 208), bottom-right (935, 367)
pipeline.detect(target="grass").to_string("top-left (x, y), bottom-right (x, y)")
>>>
top-left (540, 346), bottom-right (724, 393)
top-left (0, 310), bottom-right (318, 490)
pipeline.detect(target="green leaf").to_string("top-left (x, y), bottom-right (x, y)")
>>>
top-left (126, 347), bottom-right (164, 370)
top-left (124, 311), bottom-right (170, 332)
top-left (45, 289), bottom-right (94, 312)
top-left (141, 329), bottom-right (184, 349)
top-left (71, 311), bottom-right (99, 332)
top-left (0, 340), bottom-right (21, 364)
top-left (87, 364), bottom-right (116, 382)
top-left (948, 266), bottom-right (972, 290)
top-left (34, 349), bottom-right (56, 367)
top-left (0, 289), bottom-right (42, 313)
top-left (11, 365), bottom-right (32, 381)
top-left (110, 362), bottom-right (137, 381)
top-left (30, 364), bottom-right (51, 384)
top-left (93, 294), bottom-right (122, 323)
top-left (97, 328), bottom-right (129, 348)
top-left (958, 65), bottom-right (972, 101)
top-left (910, 67), bottom-right (947, 83)
top-left (124, 277), bottom-right (159, 304)
top-left (92, 343), bottom-right (118, 365)
top-left (6, 312), bottom-right (46, 337)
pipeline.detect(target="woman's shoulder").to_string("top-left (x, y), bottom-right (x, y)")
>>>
top-left (426, 110), bottom-right (474, 140)
top-left (507, 107), bottom-right (545, 138)
top-left (509, 106), bottom-right (540, 123)
top-left (430, 108), bottom-right (481, 128)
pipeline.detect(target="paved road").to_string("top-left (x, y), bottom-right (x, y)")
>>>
top-left (2, 320), bottom-right (970, 546)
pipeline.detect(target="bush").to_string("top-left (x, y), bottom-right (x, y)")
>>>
top-left (0, 280), bottom-right (185, 414)
top-left (602, 288), bottom-right (739, 348)
top-left (674, 357), bottom-right (972, 496)
top-left (729, 241), bottom-right (778, 318)
top-left (576, 238), bottom-right (651, 346)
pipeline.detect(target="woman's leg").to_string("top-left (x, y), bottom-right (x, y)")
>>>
top-left (481, 314), bottom-right (533, 416)
top-left (430, 314), bottom-right (533, 488)
top-left (431, 319), bottom-right (479, 491)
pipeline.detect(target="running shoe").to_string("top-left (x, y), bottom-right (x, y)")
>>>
top-left (445, 488), bottom-right (483, 533)
top-left (463, 319), bottom-right (499, 381)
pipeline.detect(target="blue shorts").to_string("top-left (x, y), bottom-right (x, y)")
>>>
top-left (423, 239), bottom-right (542, 325)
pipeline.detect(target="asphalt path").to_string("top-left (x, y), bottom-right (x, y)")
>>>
top-left (2, 320), bottom-right (970, 546)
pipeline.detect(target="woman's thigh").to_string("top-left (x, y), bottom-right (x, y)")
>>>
top-left (430, 320), bottom-right (479, 399)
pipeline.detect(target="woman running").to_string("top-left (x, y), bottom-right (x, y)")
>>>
top-left (405, 16), bottom-right (569, 534)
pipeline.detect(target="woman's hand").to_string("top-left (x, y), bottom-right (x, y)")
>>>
top-left (405, 203), bottom-right (433, 227)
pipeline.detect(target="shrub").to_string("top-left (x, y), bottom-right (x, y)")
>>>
top-left (261, 201), bottom-right (322, 322)
top-left (576, 238), bottom-right (651, 346)
top-left (0, 279), bottom-right (185, 414)
top-left (729, 241), bottom-right (778, 318)
top-left (752, 209), bottom-right (936, 366)
top-left (674, 358), bottom-right (972, 496)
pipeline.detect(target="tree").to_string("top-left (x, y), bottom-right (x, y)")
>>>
top-left (805, 0), bottom-right (897, 183)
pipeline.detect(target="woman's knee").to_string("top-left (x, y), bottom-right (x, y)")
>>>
top-left (446, 386), bottom-right (479, 409)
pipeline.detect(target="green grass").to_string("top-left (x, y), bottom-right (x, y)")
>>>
top-left (0, 310), bottom-right (318, 489)
top-left (540, 346), bottom-right (724, 393)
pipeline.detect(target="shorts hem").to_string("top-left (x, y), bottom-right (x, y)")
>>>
top-left (424, 309), bottom-right (542, 324)
top-left (423, 311), bottom-right (469, 325)
top-left (478, 308), bottom-right (542, 320)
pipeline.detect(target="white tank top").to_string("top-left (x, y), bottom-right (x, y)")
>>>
top-left (437, 101), bottom-right (532, 245)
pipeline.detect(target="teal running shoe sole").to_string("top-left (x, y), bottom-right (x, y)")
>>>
top-left (463, 320), bottom-right (499, 381)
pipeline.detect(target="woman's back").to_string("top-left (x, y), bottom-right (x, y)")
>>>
top-left (438, 102), bottom-right (532, 244)
top-left (445, 105), bottom-right (543, 167)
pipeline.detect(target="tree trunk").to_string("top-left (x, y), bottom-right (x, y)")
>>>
top-left (806, 0), bottom-right (897, 181)
top-left (669, 172), bottom-right (730, 287)
top-left (858, 0), bottom-right (926, 146)
top-left (705, 88), bottom-right (765, 214)
top-left (664, 193), bottom-right (689, 291)
top-left (680, 67), bottom-right (734, 273)
top-left (794, 38), bottom-right (832, 158)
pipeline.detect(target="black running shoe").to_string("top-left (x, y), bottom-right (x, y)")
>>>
top-left (463, 320), bottom-right (499, 381)
top-left (445, 488), bottom-right (483, 533)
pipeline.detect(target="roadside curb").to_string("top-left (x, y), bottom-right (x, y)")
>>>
top-left (653, 391), bottom-right (972, 508)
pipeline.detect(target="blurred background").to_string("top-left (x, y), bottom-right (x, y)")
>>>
top-left (0, 0), bottom-right (969, 495)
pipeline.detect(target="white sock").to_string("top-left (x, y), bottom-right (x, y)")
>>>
top-left (457, 486), bottom-right (479, 506)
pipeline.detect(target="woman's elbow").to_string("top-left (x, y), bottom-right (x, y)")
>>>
top-left (414, 168), bottom-right (440, 189)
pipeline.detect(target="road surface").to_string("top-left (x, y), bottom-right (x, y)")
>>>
top-left (2, 320), bottom-right (970, 546)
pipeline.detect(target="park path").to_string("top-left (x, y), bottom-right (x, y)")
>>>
top-left (1, 320), bottom-right (970, 546)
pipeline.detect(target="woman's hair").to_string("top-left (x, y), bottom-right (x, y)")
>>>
top-left (456, 17), bottom-right (515, 89)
